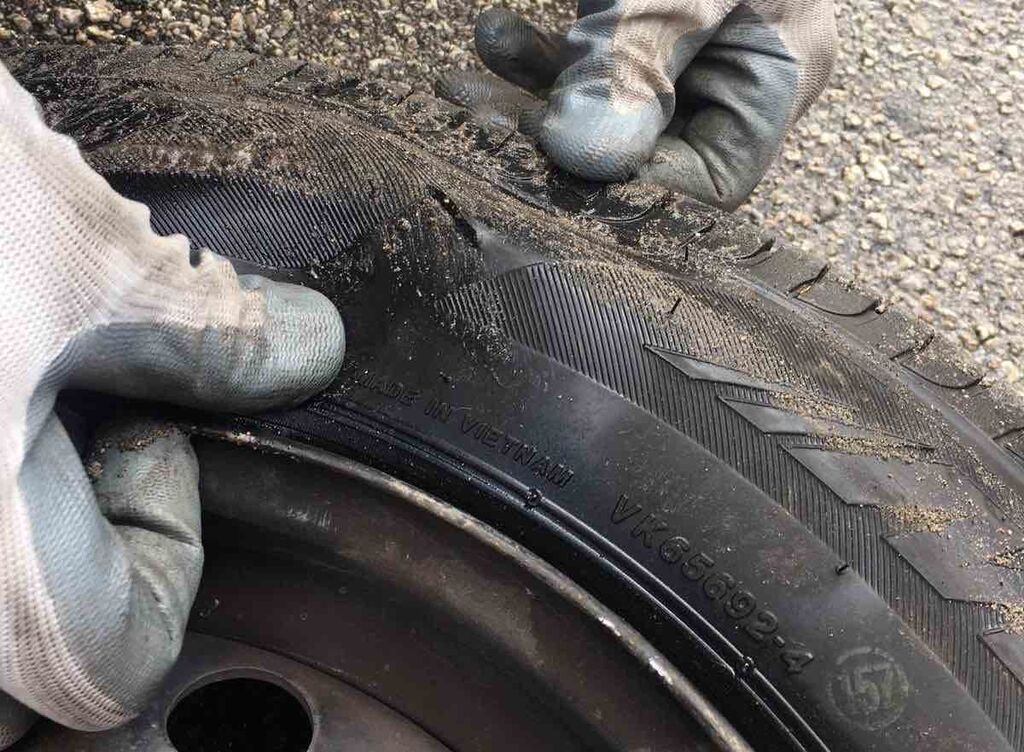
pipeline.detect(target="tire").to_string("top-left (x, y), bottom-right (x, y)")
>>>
top-left (6, 45), bottom-right (1024, 752)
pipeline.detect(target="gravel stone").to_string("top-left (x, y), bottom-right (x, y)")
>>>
top-left (0, 0), bottom-right (1020, 389)
top-left (55, 7), bottom-right (83, 29)
top-left (84, 0), bottom-right (114, 24)
top-left (84, 23), bottom-right (113, 41)
top-left (867, 211), bottom-right (890, 230)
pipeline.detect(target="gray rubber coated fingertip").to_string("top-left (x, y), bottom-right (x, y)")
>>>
top-left (474, 7), bottom-right (563, 92)
top-left (474, 8), bottom-right (524, 64)
top-left (540, 93), bottom-right (666, 182)
top-left (244, 276), bottom-right (346, 403)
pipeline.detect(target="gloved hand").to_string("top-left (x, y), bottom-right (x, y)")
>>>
top-left (439, 1), bottom-right (837, 210)
top-left (0, 65), bottom-right (345, 747)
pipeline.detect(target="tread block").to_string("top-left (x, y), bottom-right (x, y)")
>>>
top-left (643, 197), bottom-right (723, 252)
top-left (564, 184), bottom-right (695, 251)
top-left (96, 45), bottom-right (167, 76)
top-left (842, 308), bottom-right (931, 359)
top-left (941, 385), bottom-right (1024, 441)
top-left (689, 209), bottom-right (774, 261)
top-left (897, 335), bottom-right (985, 389)
top-left (797, 274), bottom-right (880, 317)
top-left (540, 174), bottom-right (669, 225)
top-left (591, 181), bottom-right (669, 224)
top-left (172, 48), bottom-right (256, 78)
top-left (786, 448), bottom-right (979, 510)
top-left (481, 141), bottom-right (558, 207)
top-left (273, 62), bottom-right (355, 96)
top-left (667, 197), bottom-right (722, 233)
top-left (229, 58), bottom-right (308, 89)
top-left (887, 518), bottom-right (1024, 603)
top-left (207, 51), bottom-right (260, 74)
top-left (160, 45), bottom-right (210, 66)
top-left (324, 79), bottom-right (413, 113)
top-left (745, 247), bottom-right (827, 294)
top-left (392, 93), bottom-right (465, 137)
top-left (982, 630), bottom-right (1024, 687)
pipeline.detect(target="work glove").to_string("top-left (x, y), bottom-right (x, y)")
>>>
top-left (438, 1), bottom-right (837, 210)
top-left (0, 65), bottom-right (345, 747)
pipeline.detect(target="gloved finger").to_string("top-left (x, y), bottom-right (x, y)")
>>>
top-left (637, 5), bottom-right (836, 209)
top-left (538, 2), bottom-right (729, 183)
top-left (435, 70), bottom-right (546, 136)
top-left (0, 693), bottom-right (37, 750)
top-left (474, 8), bottom-right (574, 94)
top-left (637, 49), bottom-right (793, 209)
top-left (0, 415), bottom-right (201, 732)
top-left (90, 419), bottom-right (203, 640)
top-left (68, 212), bottom-right (345, 413)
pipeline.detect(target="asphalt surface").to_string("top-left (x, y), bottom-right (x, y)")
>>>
top-left (2, 0), bottom-right (1021, 386)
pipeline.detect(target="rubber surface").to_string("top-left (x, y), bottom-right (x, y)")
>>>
top-left (6, 45), bottom-right (1024, 752)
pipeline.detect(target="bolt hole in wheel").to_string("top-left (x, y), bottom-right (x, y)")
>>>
top-left (166, 677), bottom-right (313, 752)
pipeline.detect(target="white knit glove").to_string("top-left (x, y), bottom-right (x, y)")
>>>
top-left (0, 65), bottom-right (345, 746)
top-left (439, 0), bottom-right (837, 210)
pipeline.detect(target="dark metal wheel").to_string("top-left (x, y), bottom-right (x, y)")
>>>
top-left (18, 431), bottom-right (749, 752)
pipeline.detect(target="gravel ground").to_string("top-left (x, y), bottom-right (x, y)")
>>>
top-left (2, 0), bottom-right (1021, 386)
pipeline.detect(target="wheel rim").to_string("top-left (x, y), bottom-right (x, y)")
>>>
top-left (21, 431), bottom-right (750, 752)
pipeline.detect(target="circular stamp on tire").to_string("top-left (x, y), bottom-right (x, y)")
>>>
top-left (827, 647), bottom-right (909, 730)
